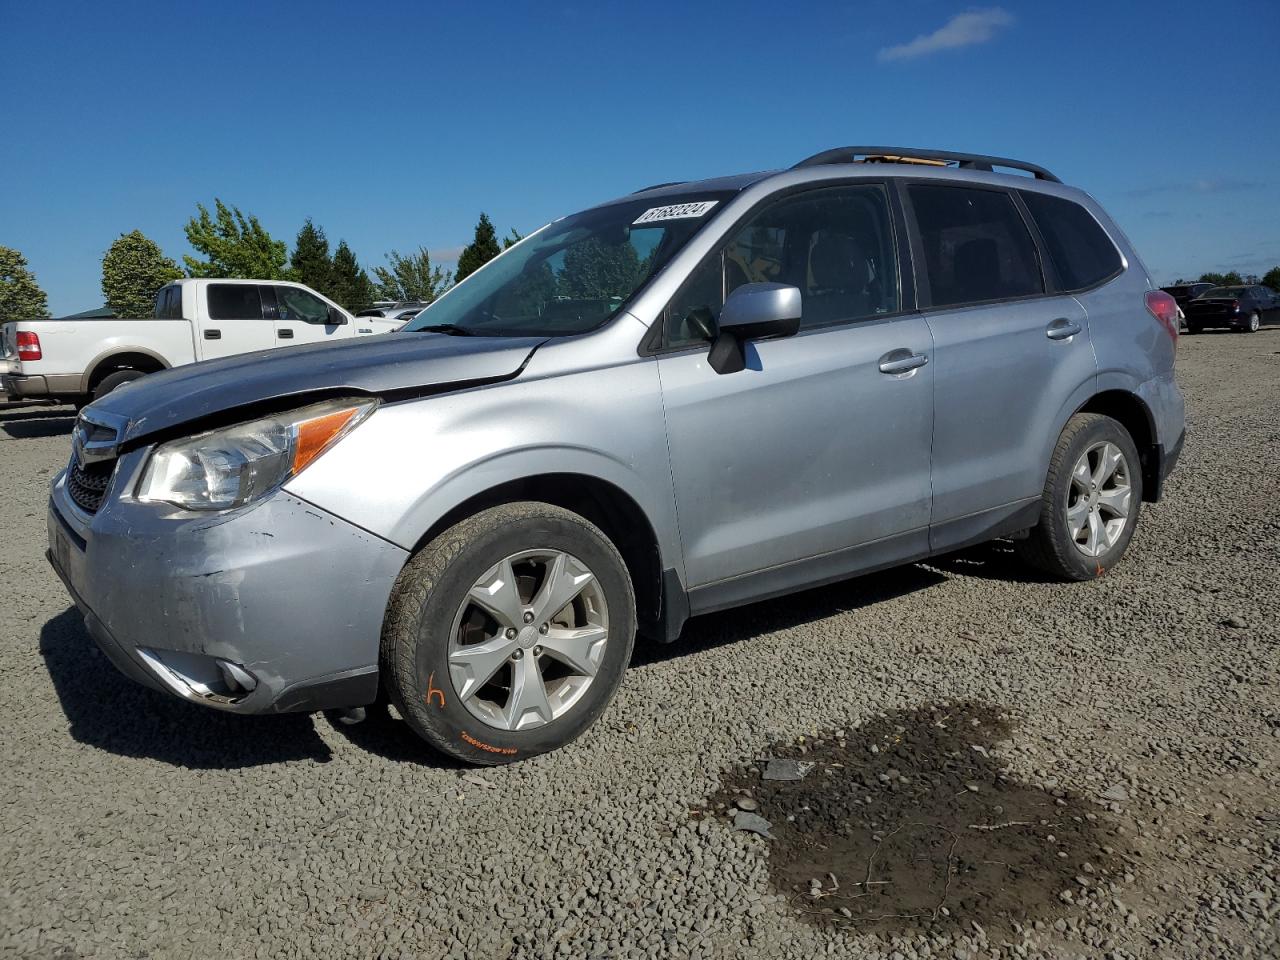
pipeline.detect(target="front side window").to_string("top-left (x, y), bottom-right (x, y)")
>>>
top-left (665, 184), bottom-right (900, 347)
top-left (908, 184), bottom-right (1042, 308)
top-left (1020, 191), bottom-right (1121, 291)
top-left (402, 192), bottom-right (734, 338)
top-left (207, 284), bottom-right (266, 321)
top-left (276, 286), bottom-right (331, 324)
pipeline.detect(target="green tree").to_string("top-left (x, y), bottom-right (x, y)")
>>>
top-left (556, 237), bottom-right (645, 300)
top-left (183, 199), bottom-right (287, 279)
top-left (101, 230), bottom-right (183, 317)
top-left (289, 218), bottom-right (333, 297)
top-left (1199, 271), bottom-right (1243, 286)
top-left (330, 241), bottom-right (375, 312)
top-left (1263, 266), bottom-right (1280, 291)
top-left (454, 213), bottom-right (502, 282)
top-left (503, 227), bottom-right (524, 250)
top-left (0, 245), bottom-right (50, 320)
top-left (372, 247), bottom-right (452, 302)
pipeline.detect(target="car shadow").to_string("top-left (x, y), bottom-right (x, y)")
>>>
top-left (633, 562), bottom-right (948, 667)
top-left (0, 405), bottom-right (76, 439)
top-left (39, 607), bottom-right (334, 769)
top-left (925, 539), bottom-right (1054, 584)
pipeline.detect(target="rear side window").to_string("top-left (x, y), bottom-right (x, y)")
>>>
top-left (907, 185), bottom-right (1042, 308)
top-left (154, 286), bottom-right (180, 319)
top-left (207, 284), bottom-right (267, 320)
top-left (1020, 191), bottom-right (1122, 291)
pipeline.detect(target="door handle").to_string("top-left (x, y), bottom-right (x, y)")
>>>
top-left (203, 329), bottom-right (221, 340)
top-left (878, 349), bottom-right (929, 376)
top-left (1046, 318), bottom-right (1082, 341)
top-left (278, 329), bottom-right (294, 339)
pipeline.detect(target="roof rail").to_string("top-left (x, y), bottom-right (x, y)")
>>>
top-left (792, 146), bottom-right (1061, 183)
top-left (633, 180), bottom-right (688, 194)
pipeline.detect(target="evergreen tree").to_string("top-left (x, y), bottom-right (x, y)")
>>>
top-left (503, 227), bottom-right (524, 250)
top-left (557, 237), bottom-right (645, 300)
top-left (289, 218), bottom-right (333, 297)
top-left (101, 230), bottom-right (183, 317)
top-left (454, 213), bottom-right (502, 282)
top-left (330, 241), bottom-right (375, 312)
top-left (1263, 266), bottom-right (1280, 292)
top-left (0, 245), bottom-right (50, 320)
top-left (372, 248), bottom-right (452, 302)
top-left (183, 199), bottom-right (287, 279)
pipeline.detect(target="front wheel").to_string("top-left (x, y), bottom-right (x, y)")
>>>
top-left (1016, 413), bottom-right (1143, 581)
top-left (381, 502), bottom-right (636, 764)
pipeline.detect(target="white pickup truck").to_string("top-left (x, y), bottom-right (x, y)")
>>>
top-left (1, 278), bottom-right (401, 404)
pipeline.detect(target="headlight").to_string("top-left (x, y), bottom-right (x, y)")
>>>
top-left (136, 398), bottom-right (377, 510)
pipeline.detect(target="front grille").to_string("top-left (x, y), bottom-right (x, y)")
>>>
top-left (67, 456), bottom-right (114, 514)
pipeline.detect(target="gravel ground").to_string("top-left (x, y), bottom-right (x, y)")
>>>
top-left (1, 329), bottom-right (1277, 960)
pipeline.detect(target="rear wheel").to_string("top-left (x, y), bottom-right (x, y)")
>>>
top-left (381, 502), bottom-right (635, 764)
top-left (1016, 413), bottom-right (1143, 581)
top-left (1243, 311), bottom-right (1261, 333)
top-left (91, 368), bottom-right (145, 402)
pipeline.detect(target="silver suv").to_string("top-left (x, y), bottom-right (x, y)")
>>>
top-left (48, 147), bottom-right (1185, 764)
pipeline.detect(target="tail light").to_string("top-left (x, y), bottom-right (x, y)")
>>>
top-left (1145, 290), bottom-right (1178, 347)
top-left (1229, 300), bottom-right (1241, 314)
top-left (16, 331), bottom-right (42, 361)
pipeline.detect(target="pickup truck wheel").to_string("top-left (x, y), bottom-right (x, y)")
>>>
top-left (92, 368), bottom-right (145, 402)
top-left (381, 502), bottom-right (636, 765)
top-left (1015, 413), bottom-right (1143, 581)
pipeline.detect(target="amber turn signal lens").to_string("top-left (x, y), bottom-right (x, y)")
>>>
top-left (292, 407), bottom-right (361, 474)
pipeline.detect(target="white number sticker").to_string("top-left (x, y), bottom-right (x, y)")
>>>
top-left (633, 201), bottom-right (719, 225)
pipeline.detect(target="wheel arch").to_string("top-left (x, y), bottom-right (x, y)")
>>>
top-left (82, 348), bottom-right (170, 393)
top-left (1074, 389), bottom-right (1159, 502)
top-left (407, 472), bottom-right (678, 643)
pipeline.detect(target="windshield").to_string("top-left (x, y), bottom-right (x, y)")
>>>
top-left (1200, 286), bottom-right (1246, 299)
top-left (404, 193), bottom-right (733, 337)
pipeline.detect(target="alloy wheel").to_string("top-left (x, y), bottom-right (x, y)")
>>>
top-left (447, 549), bottom-right (609, 731)
top-left (1065, 441), bottom-right (1132, 558)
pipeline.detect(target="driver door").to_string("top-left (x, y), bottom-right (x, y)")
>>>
top-left (271, 285), bottom-right (349, 345)
top-left (655, 184), bottom-right (935, 610)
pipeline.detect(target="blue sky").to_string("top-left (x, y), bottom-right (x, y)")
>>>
top-left (2, 0), bottom-right (1277, 315)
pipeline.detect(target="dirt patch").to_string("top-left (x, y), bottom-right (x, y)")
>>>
top-left (708, 703), bottom-right (1134, 936)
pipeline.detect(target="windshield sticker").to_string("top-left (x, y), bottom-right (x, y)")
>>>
top-left (633, 201), bottom-right (719, 225)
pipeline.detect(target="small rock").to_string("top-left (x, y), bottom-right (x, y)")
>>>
top-left (733, 796), bottom-right (759, 812)
top-left (732, 811), bottom-right (773, 839)
top-left (1221, 615), bottom-right (1247, 629)
top-left (762, 759), bottom-right (815, 782)
top-left (1100, 783), bottom-right (1130, 803)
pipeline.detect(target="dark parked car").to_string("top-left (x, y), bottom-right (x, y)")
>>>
top-left (1183, 285), bottom-right (1280, 334)
top-left (1161, 282), bottom-right (1214, 308)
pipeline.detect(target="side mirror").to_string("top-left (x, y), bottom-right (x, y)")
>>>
top-left (708, 282), bottom-right (802, 375)
top-left (328, 306), bottom-right (348, 325)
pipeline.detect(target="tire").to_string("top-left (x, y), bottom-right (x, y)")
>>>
top-left (381, 502), bottom-right (636, 765)
top-left (92, 368), bottom-right (145, 402)
top-left (1243, 312), bottom-right (1261, 334)
top-left (1015, 413), bottom-right (1143, 581)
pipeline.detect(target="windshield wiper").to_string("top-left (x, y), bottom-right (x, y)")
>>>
top-left (412, 323), bottom-right (477, 336)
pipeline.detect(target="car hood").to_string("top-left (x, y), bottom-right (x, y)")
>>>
top-left (89, 331), bottom-right (546, 446)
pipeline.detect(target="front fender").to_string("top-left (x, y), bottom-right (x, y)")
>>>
top-left (284, 360), bottom-right (684, 582)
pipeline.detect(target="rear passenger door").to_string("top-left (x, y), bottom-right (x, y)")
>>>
top-left (270, 285), bottom-right (349, 345)
top-left (903, 182), bottom-right (1094, 551)
top-left (200, 284), bottom-right (279, 359)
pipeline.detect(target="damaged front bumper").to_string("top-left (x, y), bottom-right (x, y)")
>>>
top-left (46, 454), bottom-right (408, 714)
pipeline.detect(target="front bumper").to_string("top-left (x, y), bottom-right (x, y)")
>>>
top-left (47, 458), bottom-right (408, 714)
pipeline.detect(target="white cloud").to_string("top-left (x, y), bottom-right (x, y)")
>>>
top-left (429, 245), bottom-right (465, 264)
top-left (877, 7), bottom-right (1014, 62)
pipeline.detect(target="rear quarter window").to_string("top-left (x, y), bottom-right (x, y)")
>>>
top-left (1020, 191), bottom-right (1122, 291)
top-left (208, 284), bottom-right (267, 320)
